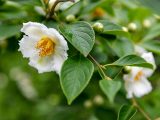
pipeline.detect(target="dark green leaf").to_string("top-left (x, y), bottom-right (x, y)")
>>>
top-left (98, 20), bottom-right (130, 37)
top-left (117, 104), bottom-right (137, 120)
top-left (107, 55), bottom-right (153, 69)
top-left (99, 79), bottom-right (121, 103)
top-left (60, 55), bottom-right (94, 104)
top-left (59, 21), bottom-right (95, 57)
top-left (107, 38), bottom-right (134, 57)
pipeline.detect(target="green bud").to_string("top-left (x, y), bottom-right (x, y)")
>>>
top-left (66, 14), bottom-right (76, 22)
top-left (128, 22), bottom-right (137, 31)
top-left (92, 22), bottom-right (104, 32)
top-left (123, 66), bottom-right (131, 74)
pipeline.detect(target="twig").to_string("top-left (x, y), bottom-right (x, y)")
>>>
top-left (88, 54), bottom-right (112, 80)
top-left (132, 98), bottom-right (151, 120)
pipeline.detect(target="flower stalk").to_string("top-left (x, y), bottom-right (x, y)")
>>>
top-left (132, 98), bottom-right (151, 120)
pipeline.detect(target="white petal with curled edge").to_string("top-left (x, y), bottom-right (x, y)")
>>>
top-left (21, 22), bottom-right (47, 37)
top-left (19, 35), bottom-right (38, 58)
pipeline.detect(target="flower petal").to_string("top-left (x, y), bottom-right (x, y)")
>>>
top-left (19, 35), bottom-right (38, 58)
top-left (29, 54), bottom-right (55, 73)
top-left (21, 22), bottom-right (47, 37)
top-left (125, 77), bottom-right (152, 98)
top-left (141, 52), bottom-right (156, 77)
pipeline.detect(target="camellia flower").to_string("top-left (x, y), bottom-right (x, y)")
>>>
top-left (19, 22), bottom-right (68, 74)
top-left (123, 51), bottom-right (156, 98)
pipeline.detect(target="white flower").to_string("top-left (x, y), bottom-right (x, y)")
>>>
top-left (123, 52), bottom-right (156, 98)
top-left (19, 22), bottom-right (68, 74)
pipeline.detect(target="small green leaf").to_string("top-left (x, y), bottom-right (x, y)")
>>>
top-left (99, 79), bottom-right (121, 103)
top-left (140, 40), bottom-right (160, 54)
top-left (97, 20), bottom-right (130, 37)
top-left (59, 21), bottom-right (95, 57)
top-left (117, 104), bottom-right (137, 120)
top-left (60, 55), bottom-right (94, 104)
top-left (0, 24), bottom-right (21, 39)
top-left (107, 55), bottom-right (153, 69)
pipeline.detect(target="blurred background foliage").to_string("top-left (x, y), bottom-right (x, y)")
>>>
top-left (0, 0), bottom-right (160, 120)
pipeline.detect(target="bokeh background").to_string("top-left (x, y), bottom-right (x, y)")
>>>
top-left (0, 0), bottom-right (160, 120)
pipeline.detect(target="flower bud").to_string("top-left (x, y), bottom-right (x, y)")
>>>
top-left (83, 100), bottom-right (92, 108)
top-left (93, 22), bottom-right (104, 32)
top-left (93, 95), bottom-right (104, 105)
top-left (66, 14), bottom-right (76, 22)
top-left (143, 19), bottom-right (151, 28)
top-left (123, 66), bottom-right (132, 74)
top-left (128, 23), bottom-right (137, 31)
top-left (122, 26), bottom-right (128, 32)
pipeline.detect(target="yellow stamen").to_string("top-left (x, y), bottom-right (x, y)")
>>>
top-left (36, 36), bottom-right (55, 57)
top-left (134, 71), bottom-right (143, 81)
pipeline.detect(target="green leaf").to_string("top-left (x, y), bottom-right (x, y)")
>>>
top-left (60, 55), bottom-right (94, 104)
top-left (142, 23), bottom-right (160, 41)
top-left (61, 0), bottom-right (83, 17)
top-left (140, 40), bottom-right (160, 54)
top-left (97, 20), bottom-right (130, 37)
top-left (99, 79), bottom-right (121, 103)
top-left (107, 38), bottom-right (134, 57)
top-left (117, 104), bottom-right (137, 120)
top-left (59, 21), bottom-right (95, 57)
top-left (138, 0), bottom-right (160, 15)
top-left (0, 24), bottom-right (21, 39)
top-left (107, 55), bottom-right (153, 69)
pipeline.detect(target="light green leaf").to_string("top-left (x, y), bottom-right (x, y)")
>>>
top-left (97, 20), bottom-right (130, 37)
top-left (142, 23), bottom-right (160, 41)
top-left (60, 55), bottom-right (94, 104)
top-left (0, 24), bottom-right (21, 39)
top-left (140, 40), bottom-right (160, 54)
top-left (117, 104), bottom-right (137, 120)
top-left (99, 79), bottom-right (121, 103)
top-left (106, 55), bottom-right (153, 69)
top-left (59, 21), bottom-right (95, 57)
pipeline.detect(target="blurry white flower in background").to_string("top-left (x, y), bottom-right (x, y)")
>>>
top-left (123, 47), bottom-right (156, 98)
top-left (19, 22), bottom-right (68, 74)
top-left (10, 67), bottom-right (38, 100)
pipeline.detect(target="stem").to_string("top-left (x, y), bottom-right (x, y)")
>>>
top-left (132, 98), bottom-right (151, 120)
top-left (88, 54), bottom-right (112, 80)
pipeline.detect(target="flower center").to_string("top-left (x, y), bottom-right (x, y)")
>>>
top-left (36, 36), bottom-right (55, 57)
top-left (134, 71), bottom-right (143, 81)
